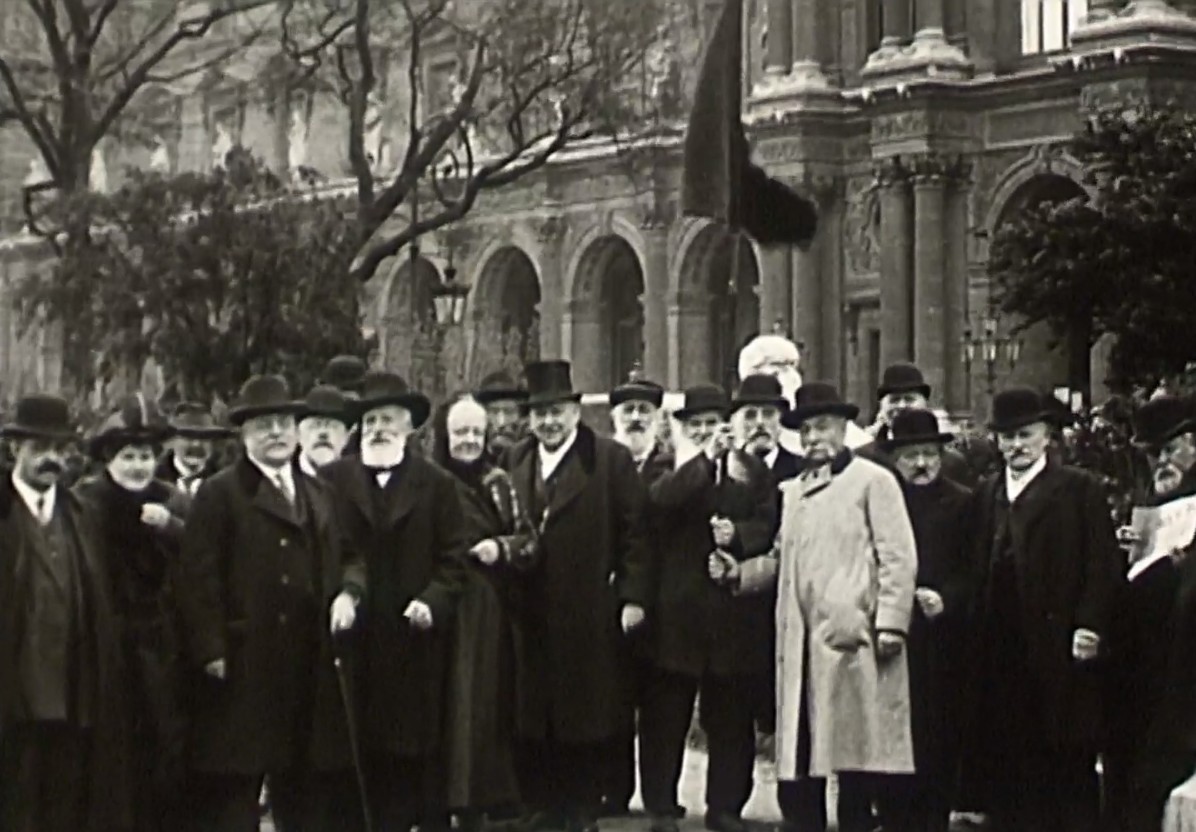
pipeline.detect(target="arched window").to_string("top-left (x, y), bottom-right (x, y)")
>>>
top-left (1021, 0), bottom-right (1088, 54)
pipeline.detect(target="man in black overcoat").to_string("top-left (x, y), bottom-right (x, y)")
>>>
top-left (641, 384), bottom-right (776, 832)
top-left (0, 394), bottom-right (132, 832)
top-left (174, 375), bottom-right (366, 831)
top-left (963, 387), bottom-right (1122, 832)
top-left (876, 409), bottom-right (975, 832)
top-left (503, 360), bottom-right (652, 832)
top-left (322, 370), bottom-right (468, 832)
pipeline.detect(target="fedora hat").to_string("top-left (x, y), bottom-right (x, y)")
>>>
top-left (355, 371), bottom-right (431, 428)
top-left (297, 385), bottom-right (352, 426)
top-left (731, 374), bottom-right (790, 414)
top-left (878, 363), bottom-right (931, 400)
top-left (1, 394), bottom-right (79, 441)
top-left (1132, 395), bottom-right (1196, 448)
top-left (988, 387), bottom-right (1052, 433)
top-left (228, 375), bottom-right (302, 426)
top-left (170, 402), bottom-right (235, 439)
top-left (781, 382), bottom-right (860, 429)
top-left (880, 408), bottom-right (954, 452)
top-left (89, 394), bottom-right (172, 458)
top-left (320, 354), bottom-right (368, 395)
top-left (674, 384), bottom-right (731, 421)
top-left (610, 377), bottom-right (665, 409)
top-left (474, 371), bottom-right (529, 406)
top-left (523, 360), bottom-right (581, 409)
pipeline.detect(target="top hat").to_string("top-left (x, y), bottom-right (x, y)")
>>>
top-left (611, 376), bottom-right (665, 409)
top-left (731, 374), bottom-right (790, 414)
top-left (1, 394), bottom-right (79, 441)
top-left (781, 382), bottom-right (860, 429)
top-left (89, 394), bottom-right (172, 458)
top-left (355, 371), bottom-right (431, 428)
top-left (1132, 395), bottom-right (1196, 448)
top-left (988, 387), bottom-right (1052, 433)
top-left (170, 402), bottom-right (235, 439)
top-left (523, 361), bottom-right (582, 409)
top-left (878, 363), bottom-right (931, 400)
top-left (228, 375), bottom-right (302, 426)
top-left (674, 384), bottom-right (731, 421)
top-left (880, 408), bottom-right (954, 452)
top-left (474, 371), bottom-right (529, 406)
top-left (321, 355), bottom-right (368, 394)
top-left (297, 385), bottom-right (352, 426)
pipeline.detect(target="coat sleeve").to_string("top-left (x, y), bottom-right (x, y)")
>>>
top-left (1075, 473), bottom-right (1124, 639)
top-left (174, 479), bottom-right (232, 668)
top-left (937, 488), bottom-right (978, 618)
top-left (417, 471), bottom-right (469, 626)
top-left (735, 551), bottom-right (780, 595)
top-left (649, 453), bottom-right (716, 511)
top-left (612, 443), bottom-right (652, 607)
top-left (867, 468), bottom-right (918, 635)
top-left (726, 458), bottom-right (778, 559)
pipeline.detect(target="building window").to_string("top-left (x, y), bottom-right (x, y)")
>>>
top-left (1022, 0), bottom-right (1088, 54)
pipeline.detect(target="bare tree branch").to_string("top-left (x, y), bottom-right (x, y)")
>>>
top-left (0, 55), bottom-right (61, 179)
top-left (86, 0), bottom-right (121, 47)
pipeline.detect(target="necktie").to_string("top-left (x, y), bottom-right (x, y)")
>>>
top-left (274, 471), bottom-right (295, 506)
top-left (36, 493), bottom-right (48, 525)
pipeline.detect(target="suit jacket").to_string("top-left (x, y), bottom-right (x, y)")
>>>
top-left (502, 425), bottom-right (652, 743)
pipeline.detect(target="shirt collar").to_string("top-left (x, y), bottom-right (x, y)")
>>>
top-left (249, 456), bottom-right (294, 490)
top-left (12, 472), bottom-right (54, 520)
top-left (174, 454), bottom-right (203, 479)
top-left (298, 454), bottom-right (319, 478)
top-left (763, 446), bottom-right (779, 469)
top-left (1005, 453), bottom-right (1048, 498)
top-left (539, 429), bottom-right (578, 462)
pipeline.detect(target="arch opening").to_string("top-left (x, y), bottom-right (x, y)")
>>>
top-left (474, 246), bottom-right (542, 379)
top-left (570, 235), bottom-right (645, 392)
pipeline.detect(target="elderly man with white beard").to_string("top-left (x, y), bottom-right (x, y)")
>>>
top-left (296, 385), bottom-right (352, 477)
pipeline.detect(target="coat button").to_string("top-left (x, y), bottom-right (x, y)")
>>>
top-left (280, 538), bottom-right (289, 547)
top-left (279, 613), bottom-right (288, 625)
top-left (281, 574), bottom-right (290, 586)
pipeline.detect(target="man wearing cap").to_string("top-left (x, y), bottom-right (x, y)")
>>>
top-left (503, 359), bottom-right (651, 832)
top-left (876, 409), bottom-right (976, 832)
top-left (474, 370), bottom-right (529, 464)
top-left (963, 387), bottom-right (1121, 832)
top-left (296, 385), bottom-right (353, 477)
top-left (322, 370), bottom-right (468, 831)
top-left (156, 402), bottom-right (234, 496)
top-left (641, 384), bottom-right (776, 832)
top-left (0, 394), bottom-right (132, 832)
top-left (1104, 395), bottom-right (1196, 832)
top-left (712, 382), bottom-right (918, 832)
top-left (174, 375), bottom-right (366, 830)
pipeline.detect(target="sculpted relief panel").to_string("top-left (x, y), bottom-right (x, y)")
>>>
top-left (843, 176), bottom-right (881, 277)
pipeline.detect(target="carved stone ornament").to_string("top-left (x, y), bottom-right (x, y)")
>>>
top-left (638, 200), bottom-right (677, 231)
top-left (909, 152), bottom-right (974, 186)
top-left (535, 215), bottom-right (569, 243)
top-left (843, 176), bottom-right (882, 276)
top-left (872, 155), bottom-right (911, 189)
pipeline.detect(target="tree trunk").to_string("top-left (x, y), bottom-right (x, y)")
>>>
top-left (1068, 317), bottom-right (1093, 409)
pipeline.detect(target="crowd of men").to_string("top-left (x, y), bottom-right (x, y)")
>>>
top-left (2, 335), bottom-right (1196, 832)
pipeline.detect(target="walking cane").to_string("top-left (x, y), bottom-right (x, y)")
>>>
top-left (334, 648), bottom-right (376, 832)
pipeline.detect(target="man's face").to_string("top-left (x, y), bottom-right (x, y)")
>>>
top-left (996, 421), bottom-right (1051, 473)
top-left (528, 402), bottom-right (580, 451)
top-left (612, 400), bottom-right (658, 457)
top-left (484, 399), bottom-right (524, 456)
top-left (241, 413), bottom-right (298, 468)
top-left (879, 391), bottom-right (929, 424)
top-left (169, 435), bottom-right (214, 473)
top-left (892, 442), bottom-right (943, 486)
top-left (739, 405), bottom-right (782, 454)
top-left (361, 405), bottom-right (413, 449)
top-left (14, 437), bottom-right (71, 491)
top-left (681, 411), bottom-right (724, 447)
top-left (1151, 432), bottom-right (1196, 495)
top-left (298, 416), bottom-right (349, 469)
top-left (799, 415), bottom-right (847, 463)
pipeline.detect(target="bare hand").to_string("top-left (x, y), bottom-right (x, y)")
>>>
top-left (621, 604), bottom-right (646, 633)
top-left (876, 631), bottom-right (905, 659)
top-left (330, 592), bottom-right (358, 634)
top-left (140, 503), bottom-right (172, 529)
top-left (404, 599), bottom-right (434, 631)
top-left (471, 539), bottom-right (501, 566)
top-left (1116, 526), bottom-right (1143, 551)
top-left (204, 658), bottom-right (227, 680)
top-left (1073, 628), bottom-right (1100, 661)
top-left (707, 549), bottom-right (740, 587)
top-left (710, 516), bottom-right (736, 549)
top-left (915, 588), bottom-right (945, 620)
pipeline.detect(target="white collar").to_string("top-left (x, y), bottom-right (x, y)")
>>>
top-left (763, 446), bottom-right (779, 469)
top-left (298, 454), bottom-right (319, 479)
top-left (249, 457), bottom-right (294, 491)
top-left (12, 472), bottom-right (55, 522)
top-left (539, 429), bottom-right (579, 479)
top-left (1005, 454), bottom-right (1048, 502)
top-left (173, 454), bottom-right (204, 479)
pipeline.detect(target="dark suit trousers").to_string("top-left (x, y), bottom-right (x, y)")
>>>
top-left (185, 769), bottom-right (309, 832)
top-left (0, 722), bottom-right (90, 832)
top-left (640, 668), bottom-right (757, 818)
top-left (517, 739), bottom-right (605, 821)
top-left (604, 650), bottom-right (650, 809)
top-left (367, 753), bottom-right (428, 832)
top-left (986, 748), bottom-right (1099, 832)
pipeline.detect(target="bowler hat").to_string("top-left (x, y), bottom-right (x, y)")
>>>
top-left (781, 382), bottom-right (860, 428)
top-left (674, 384), bottom-right (731, 421)
top-left (474, 371), bottom-right (529, 406)
top-left (89, 394), bottom-right (172, 459)
top-left (297, 385), bottom-right (352, 426)
top-left (610, 377), bottom-right (665, 409)
top-left (228, 375), bottom-right (302, 426)
top-left (355, 371), bottom-right (431, 428)
top-left (1132, 395), bottom-right (1196, 448)
top-left (988, 387), bottom-right (1052, 433)
top-left (1, 394), bottom-right (78, 441)
top-left (522, 360), bottom-right (581, 409)
top-left (731, 374), bottom-right (790, 414)
top-left (320, 355), bottom-right (368, 394)
top-left (170, 402), bottom-right (234, 439)
top-left (878, 363), bottom-right (931, 400)
top-left (880, 408), bottom-right (954, 452)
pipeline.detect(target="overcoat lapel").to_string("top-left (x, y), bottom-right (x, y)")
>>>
top-left (380, 458), bottom-right (424, 530)
top-left (509, 443), bottom-right (540, 526)
top-left (547, 448), bottom-right (588, 519)
top-left (242, 461), bottom-right (304, 530)
top-left (1008, 463), bottom-right (1068, 569)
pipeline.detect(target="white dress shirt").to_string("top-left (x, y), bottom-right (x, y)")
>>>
top-left (539, 430), bottom-right (578, 481)
top-left (12, 472), bottom-right (55, 525)
top-left (1005, 453), bottom-right (1048, 504)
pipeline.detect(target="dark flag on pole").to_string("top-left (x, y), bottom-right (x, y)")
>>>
top-left (681, 0), bottom-right (819, 250)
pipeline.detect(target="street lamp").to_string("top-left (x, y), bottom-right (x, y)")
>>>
top-left (431, 248), bottom-right (470, 327)
top-left (962, 305), bottom-right (1022, 396)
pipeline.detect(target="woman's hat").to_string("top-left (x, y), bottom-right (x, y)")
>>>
top-left (1132, 395), bottom-right (1196, 449)
top-left (89, 394), bottom-right (173, 459)
top-left (355, 371), bottom-right (432, 429)
top-left (1, 394), bottom-right (79, 441)
top-left (781, 382), bottom-right (860, 429)
top-left (988, 387), bottom-right (1053, 433)
top-left (673, 384), bottom-right (730, 421)
top-left (523, 360), bottom-right (581, 409)
top-left (730, 374), bottom-right (790, 414)
top-left (880, 408), bottom-right (954, 452)
top-left (228, 375), bottom-right (303, 426)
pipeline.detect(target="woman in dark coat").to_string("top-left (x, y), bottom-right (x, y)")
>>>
top-left (427, 393), bottom-right (538, 832)
top-left (73, 395), bottom-right (191, 832)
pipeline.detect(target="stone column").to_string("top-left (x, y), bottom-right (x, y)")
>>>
top-left (791, 0), bottom-right (831, 87)
top-left (877, 158), bottom-right (914, 370)
top-left (639, 205), bottom-right (673, 385)
top-left (882, 0), bottom-right (913, 48)
top-left (793, 244), bottom-right (822, 378)
top-left (535, 216), bottom-right (568, 359)
top-left (1088, 0), bottom-right (1124, 15)
top-left (757, 246), bottom-right (792, 336)
top-left (912, 155), bottom-right (947, 402)
top-left (567, 299), bottom-right (605, 392)
top-left (765, 0), bottom-right (793, 75)
top-left (909, 0), bottom-right (972, 68)
top-left (818, 178), bottom-right (846, 388)
top-left (667, 294), bottom-right (709, 389)
top-left (943, 161), bottom-right (972, 414)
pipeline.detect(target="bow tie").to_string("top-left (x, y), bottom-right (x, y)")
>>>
top-left (366, 464), bottom-right (400, 475)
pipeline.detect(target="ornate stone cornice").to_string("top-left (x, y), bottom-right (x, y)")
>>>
top-left (872, 156), bottom-right (911, 189)
top-left (909, 152), bottom-right (974, 187)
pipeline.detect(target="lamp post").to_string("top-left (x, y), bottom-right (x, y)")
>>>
top-left (962, 305), bottom-right (1022, 397)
